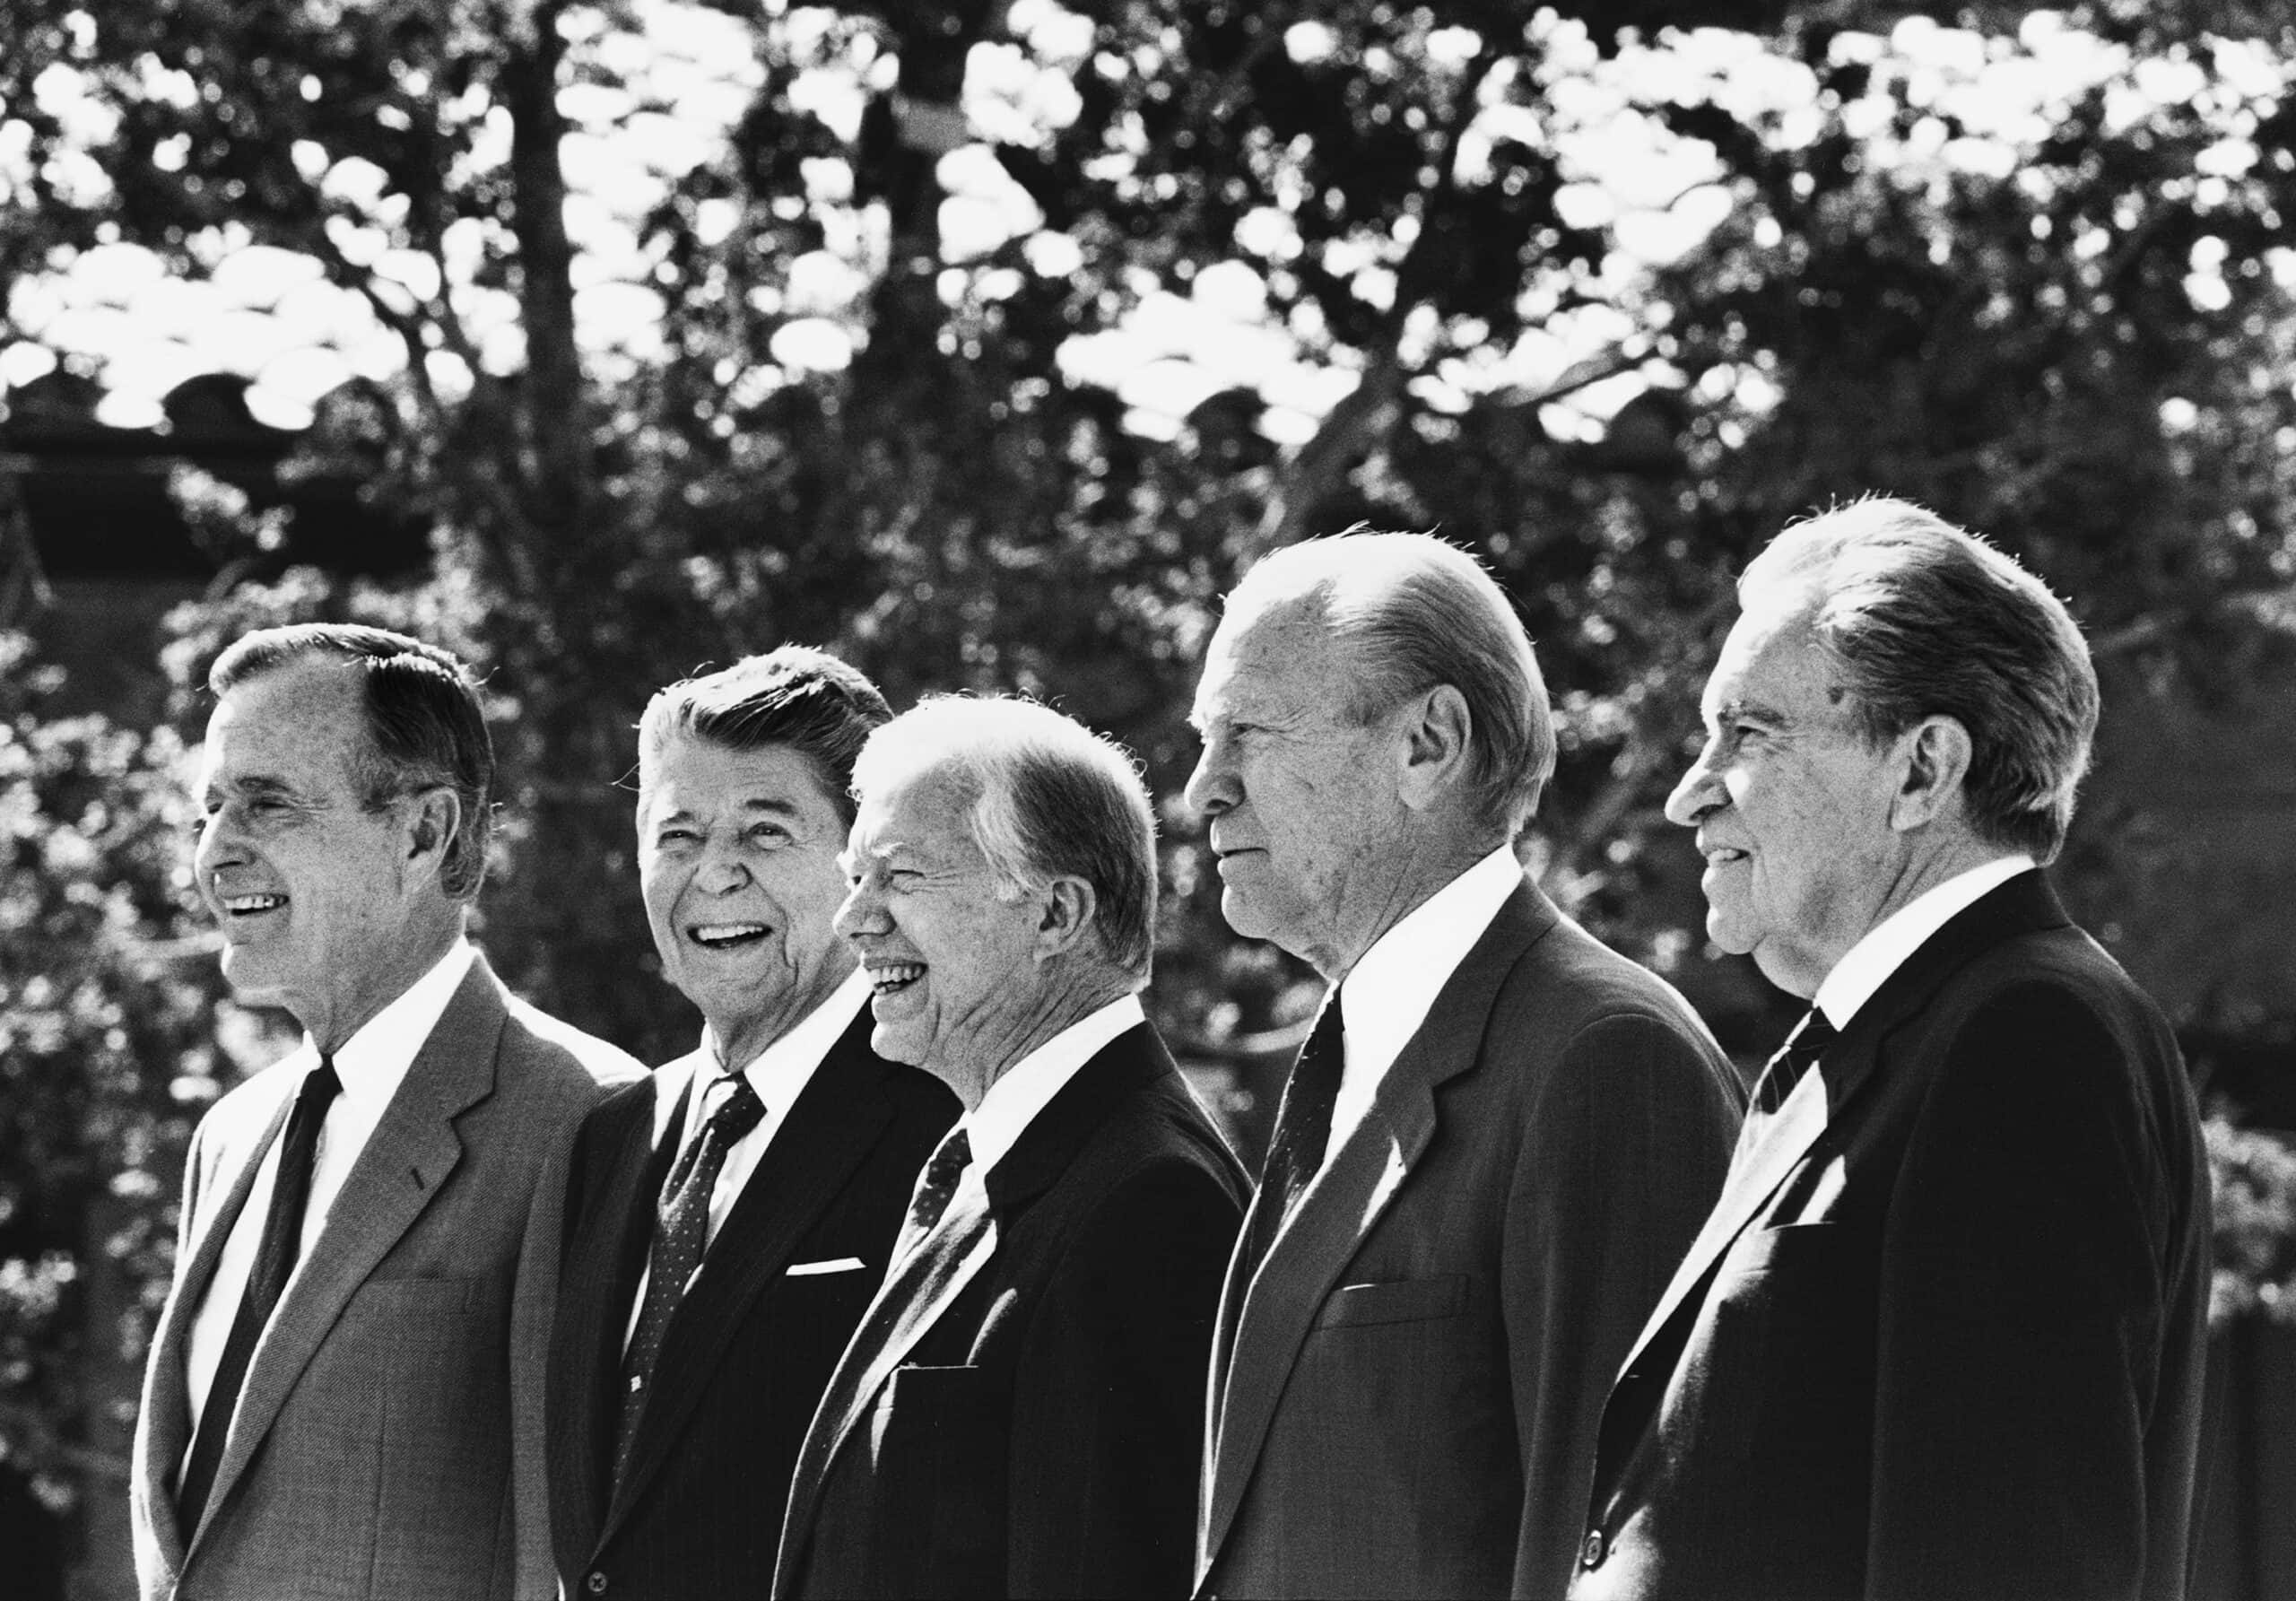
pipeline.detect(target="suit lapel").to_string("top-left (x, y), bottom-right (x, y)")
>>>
top-left (190, 957), bottom-right (509, 1542)
top-left (1602, 871), bottom-right (2074, 1409)
top-left (550, 1065), bottom-right (678, 1564)
top-left (777, 1025), bottom-right (1172, 1593)
top-left (604, 1016), bottom-right (900, 1536)
top-left (1200, 878), bottom-right (1556, 1576)
top-left (141, 1079), bottom-right (300, 1563)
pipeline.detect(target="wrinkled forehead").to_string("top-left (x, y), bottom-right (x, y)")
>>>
top-left (848, 763), bottom-right (980, 859)
top-left (202, 659), bottom-right (366, 776)
top-left (1701, 594), bottom-right (1840, 719)
top-left (1195, 594), bottom-right (1352, 718)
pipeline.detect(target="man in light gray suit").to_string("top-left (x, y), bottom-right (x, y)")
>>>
top-left (129, 624), bottom-right (641, 1601)
top-left (1189, 533), bottom-right (1744, 1599)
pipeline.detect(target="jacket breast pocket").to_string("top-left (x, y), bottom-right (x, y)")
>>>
top-left (1312, 1273), bottom-right (1470, 1329)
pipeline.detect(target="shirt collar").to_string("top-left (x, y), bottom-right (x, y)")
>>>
top-left (961, 993), bottom-right (1146, 1176)
top-left (1338, 844), bottom-right (1521, 1072)
top-left (1814, 855), bottom-right (2036, 1029)
top-left (665, 966), bottom-right (873, 1145)
top-left (320, 937), bottom-right (476, 1117)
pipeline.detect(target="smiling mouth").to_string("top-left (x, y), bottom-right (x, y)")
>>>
top-left (689, 922), bottom-right (770, 950)
top-left (1702, 847), bottom-right (1749, 866)
top-left (866, 961), bottom-right (924, 995)
top-left (221, 893), bottom-right (287, 917)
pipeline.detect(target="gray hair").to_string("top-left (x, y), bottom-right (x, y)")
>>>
top-left (1225, 529), bottom-right (1556, 834)
top-left (1741, 497), bottom-right (2099, 863)
top-left (850, 697), bottom-right (1157, 979)
top-left (209, 623), bottom-right (495, 901)
top-left (639, 647), bottom-right (891, 825)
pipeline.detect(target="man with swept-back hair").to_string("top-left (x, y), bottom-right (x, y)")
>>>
top-left (1189, 530), bottom-right (1741, 1601)
top-left (1570, 499), bottom-right (2210, 1600)
top-left (545, 648), bottom-right (955, 1601)
top-left (773, 696), bottom-right (1246, 1599)
top-left (130, 623), bottom-right (643, 1601)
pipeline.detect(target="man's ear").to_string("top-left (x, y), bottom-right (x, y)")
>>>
top-left (1396, 683), bottom-right (1474, 813)
top-left (1032, 875), bottom-right (1100, 963)
top-left (403, 787), bottom-right (461, 884)
top-left (1890, 716), bottom-right (1972, 832)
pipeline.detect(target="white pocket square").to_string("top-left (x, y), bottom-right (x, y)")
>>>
top-left (787, 1257), bottom-right (867, 1277)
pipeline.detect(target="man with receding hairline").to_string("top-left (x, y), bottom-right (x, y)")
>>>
top-left (1570, 500), bottom-right (2210, 1601)
top-left (129, 623), bottom-right (642, 1601)
top-left (1189, 531), bottom-right (1742, 1601)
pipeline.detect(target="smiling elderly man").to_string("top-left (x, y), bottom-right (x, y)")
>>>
top-left (544, 648), bottom-right (956, 1601)
top-left (772, 696), bottom-right (1246, 1601)
top-left (130, 624), bottom-right (642, 1601)
top-left (1570, 500), bottom-right (2211, 1601)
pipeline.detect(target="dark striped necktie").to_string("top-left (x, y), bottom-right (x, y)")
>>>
top-left (177, 1053), bottom-right (341, 1533)
top-left (1241, 998), bottom-right (1345, 1276)
top-left (1732, 1007), bottom-right (1839, 1163)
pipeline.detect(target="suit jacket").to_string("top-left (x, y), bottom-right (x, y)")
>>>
top-left (775, 1021), bottom-right (1248, 1600)
top-left (1570, 872), bottom-right (2212, 1601)
top-left (544, 1009), bottom-right (959, 1600)
top-left (129, 953), bottom-right (644, 1601)
top-left (1199, 874), bottom-right (1744, 1601)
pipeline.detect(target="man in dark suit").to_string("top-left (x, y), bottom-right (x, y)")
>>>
top-left (1570, 499), bottom-right (2212, 1601)
top-left (546, 649), bottom-right (958, 1600)
top-left (1187, 531), bottom-right (1744, 1601)
top-left (130, 624), bottom-right (642, 1601)
top-left (773, 696), bottom-right (1247, 1600)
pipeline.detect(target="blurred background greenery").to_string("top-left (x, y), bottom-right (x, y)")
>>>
top-left (5, 0), bottom-right (2296, 1594)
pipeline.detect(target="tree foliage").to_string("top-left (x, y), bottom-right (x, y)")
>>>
top-left (6, 0), bottom-right (2296, 1565)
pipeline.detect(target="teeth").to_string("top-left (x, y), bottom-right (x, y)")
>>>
top-left (222, 894), bottom-right (286, 913)
top-left (691, 923), bottom-right (769, 946)
top-left (868, 962), bottom-right (925, 993)
top-left (1707, 848), bottom-right (1748, 864)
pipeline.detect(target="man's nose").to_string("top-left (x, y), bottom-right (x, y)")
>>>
top-left (1183, 739), bottom-right (1235, 817)
top-left (1664, 741), bottom-right (1726, 829)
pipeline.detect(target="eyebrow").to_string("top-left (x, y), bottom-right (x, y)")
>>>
top-left (1709, 696), bottom-right (1791, 728)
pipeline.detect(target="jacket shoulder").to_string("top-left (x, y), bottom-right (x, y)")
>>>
top-left (498, 992), bottom-right (649, 1092)
top-left (1495, 910), bottom-right (1726, 1059)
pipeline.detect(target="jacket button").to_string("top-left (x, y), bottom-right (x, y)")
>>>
top-left (586, 1574), bottom-right (609, 1595)
top-left (1580, 1528), bottom-right (1607, 1569)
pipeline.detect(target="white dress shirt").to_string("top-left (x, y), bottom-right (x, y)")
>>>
top-left (184, 937), bottom-right (477, 1446)
top-left (1326, 845), bottom-right (1522, 1162)
top-left (1813, 855), bottom-right (2037, 1031)
top-left (622, 966), bottom-right (872, 1352)
top-left (905, 994), bottom-right (1146, 1253)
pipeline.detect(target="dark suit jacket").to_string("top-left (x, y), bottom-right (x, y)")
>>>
top-left (545, 1008), bottom-right (958, 1601)
top-left (1571, 872), bottom-right (2212, 1601)
top-left (774, 1020), bottom-right (1248, 1601)
top-left (129, 954), bottom-right (643, 1601)
top-left (1197, 873), bottom-right (1743, 1601)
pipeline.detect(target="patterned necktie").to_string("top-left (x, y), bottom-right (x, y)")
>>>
top-left (893, 1124), bottom-right (974, 1263)
top-left (1241, 997), bottom-right (1345, 1277)
top-left (178, 1054), bottom-right (341, 1533)
top-left (1733, 1007), bottom-right (1839, 1162)
top-left (614, 1073), bottom-right (768, 1482)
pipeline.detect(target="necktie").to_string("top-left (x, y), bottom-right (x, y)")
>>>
top-left (1733, 1007), bottom-right (1839, 1162)
top-left (177, 1054), bottom-right (341, 1533)
top-left (613, 1073), bottom-right (768, 1482)
top-left (788, 1126), bottom-right (991, 1531)
top-left (892, 1124), bottom-right (974, 1263)
top-left (1240, 997), bottom-right (1344, 1277)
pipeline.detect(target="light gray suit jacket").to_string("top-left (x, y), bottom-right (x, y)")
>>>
top-left (128, 953), bottom-right (643, 1601)
top-left (1197, 875), bottom-right (1744, 1600)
